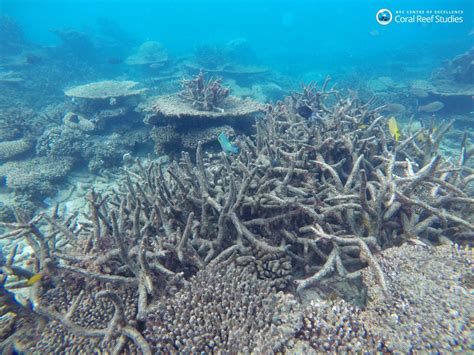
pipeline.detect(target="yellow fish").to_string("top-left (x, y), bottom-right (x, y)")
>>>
top-left (387, 117), bottom-right (401, 141)
top-left (26, 273), bottom-right (42, 286)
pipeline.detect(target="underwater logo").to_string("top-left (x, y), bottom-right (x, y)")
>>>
top-left (376, 9), bottom-right (393, 25)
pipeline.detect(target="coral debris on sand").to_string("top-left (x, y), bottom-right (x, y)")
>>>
top-left (0, 79), bottom-right (472, 353)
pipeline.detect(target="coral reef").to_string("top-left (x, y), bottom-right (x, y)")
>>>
top-left (0, 138), bottom-right (33, 161)
top-left (36, 126), bottom-right (86, 158)
top-left (0, 81), bottom-right (472, 353)
top-left (431, 47), bottom-right (474, 84)
top-left (184, 62), bottom-right (269, 85)
top-left (62, 112), bottom-right (96, 132)
top-left (36, 125), bottom-right (150, 174)
top-left (49, 28), bottom-right (96, 59)
top-left (150, 125), bottom-right (180, 154)
top-left (178, 71), bottom-right (231, 111)
top-left (362, 244), bottom-right (472, 352)
top-left (0, 156), bottom-right (74, 197)
top-left (125, 41), bottom-right (169, 68)
top-left (144, 264), bottom-right (301, 353)
top-left (142, 94), bottom-right (263, 124)
top-left (64, 80), bottom-right (146, 101)
top-left (181, 124), bottom-right (235, 149)
top-left (295, 299), bottom-right (386, 352)
top-left (405, 48), bottom-right (474, 113)
top-left (192, 39), bottom-right (258, 70)
top-left (141, 73), bottom-right (264, 154)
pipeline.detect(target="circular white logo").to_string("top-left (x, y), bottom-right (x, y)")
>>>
top-left (376, 9), bottom-right (393, 25)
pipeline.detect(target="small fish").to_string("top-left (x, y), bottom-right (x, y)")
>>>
top-left (296, 104), bottom-right (313, 118)
top-left (385, 103), bottom-right (407, 113)
top-left (418, 101), bottom-right (445, 113)
top-left (388, 116), bottom-right (401, 141)
top-left (26, 273), bottom-right (42, 286)
top-left (357, 124), bottom-right (368, 129)
top-left (369, 30), bottom-right (379, 37)
top-left (218, 132), bottom-right (239, 154)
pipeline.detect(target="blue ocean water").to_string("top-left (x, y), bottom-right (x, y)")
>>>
top-left (2, 0), bottom-right (471, 76)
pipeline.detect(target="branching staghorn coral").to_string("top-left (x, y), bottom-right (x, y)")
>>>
top-left (0, 79), bottom-right (472, 352)
top-left (178, 71), bottom-right (230, 111)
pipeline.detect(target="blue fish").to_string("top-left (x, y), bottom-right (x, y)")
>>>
top-left (218, 132), bottom-right (239, 154)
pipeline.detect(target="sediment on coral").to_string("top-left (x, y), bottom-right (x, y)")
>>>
top-left (0, 79), bottom-right (472, 353)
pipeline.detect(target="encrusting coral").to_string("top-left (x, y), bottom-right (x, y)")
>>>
top-left (0, 78), bottom-right (472, 353)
